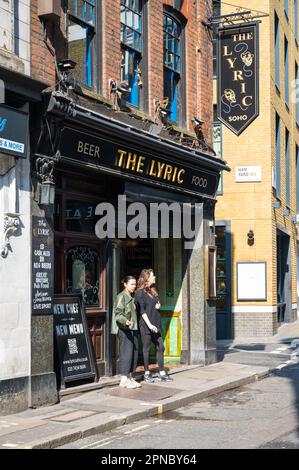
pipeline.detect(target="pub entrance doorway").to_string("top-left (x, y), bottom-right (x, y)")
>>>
top-left (54, 170), bottom-right (110, 377)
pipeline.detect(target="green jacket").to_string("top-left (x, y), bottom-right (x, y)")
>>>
top-left (111, 290), bottom-right (138, 334)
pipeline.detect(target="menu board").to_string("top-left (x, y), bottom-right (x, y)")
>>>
top-left (32, 216), bottom-right (54, 315)
top-left (53, 295), bottom-right (97, 387)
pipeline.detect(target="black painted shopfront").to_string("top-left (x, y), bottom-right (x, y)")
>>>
top-left (33, 91), bottom-right (229, 382)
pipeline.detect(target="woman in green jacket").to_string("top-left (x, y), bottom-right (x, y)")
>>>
top-left (111, 276), bottom-right (141, 389)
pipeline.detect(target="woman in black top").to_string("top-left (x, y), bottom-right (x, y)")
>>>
top-left (135, 269), bottom-right (173, 383)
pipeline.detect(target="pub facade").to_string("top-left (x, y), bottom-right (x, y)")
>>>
top-left (0, 0), bottom-right (229, 413)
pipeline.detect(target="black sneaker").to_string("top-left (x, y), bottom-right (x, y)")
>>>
top-left (157, 372), bottom-right (173, 382)
top-left (144, 372), bottom-right (155, 383)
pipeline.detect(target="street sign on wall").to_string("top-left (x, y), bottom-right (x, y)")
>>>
top-left (217, 23), bottom-right (259, 135)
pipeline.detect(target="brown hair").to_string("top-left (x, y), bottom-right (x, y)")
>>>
top-left (137, 269), bottom-right (158, 297)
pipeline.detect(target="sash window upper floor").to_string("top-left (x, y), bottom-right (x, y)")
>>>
top-left (67, 0), bottom-right (96, 87)
top-left (120, 0), bottom-right (142, 107)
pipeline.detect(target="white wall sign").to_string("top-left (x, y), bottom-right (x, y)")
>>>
top-left (237, 262), bottom-right (267, 301)
top-left (236, 166), bottom-right (262, 182)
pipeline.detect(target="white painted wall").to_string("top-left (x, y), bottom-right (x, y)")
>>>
top-left (0, 156), bottom-right (31, 380)
top-left (0, 0), bottom-right (30, 75)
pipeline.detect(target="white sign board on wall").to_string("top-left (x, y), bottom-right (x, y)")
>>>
top-left (237, 262), bottom-right (267, 301)
top-left (236, 166), bottom-right (262, 182)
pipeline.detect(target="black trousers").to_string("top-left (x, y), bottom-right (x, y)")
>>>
top-left (118, 328), bottom-right (139, 375)
top-left (140, 328), bottom-right (164, 372)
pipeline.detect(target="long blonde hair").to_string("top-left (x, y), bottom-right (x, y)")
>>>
top-left (137, 269), bottom-right (158, 297)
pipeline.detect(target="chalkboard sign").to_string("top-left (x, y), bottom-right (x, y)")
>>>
top-left (32, 216), bottom-right (54, 315)
top-left (53, 294), bottom-right (97, 387)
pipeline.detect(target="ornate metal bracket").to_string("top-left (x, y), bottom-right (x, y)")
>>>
top-left (35, 150), bottom-right (61, 183)
top-left (1, 213), bottom-right (21, 258)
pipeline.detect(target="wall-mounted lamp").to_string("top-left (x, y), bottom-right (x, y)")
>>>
top-left (292, 214), bottom-right (299, 224)
top-left (56, 59), bottom-right (78, 92)
top-left (35, 152), bottom-right (61, 207)
top-left (273, 200), bottom-right (281, 209)
top-left (109, 79), bottom-right (131, 110)
top-left (153, 98), bottom-right (170, 124)
top-left (36, 180), bottom-right (55, 206)
top-left (247, 229), bottom-right (254, 246)
top-left (283, 208), bottom-right (290, 217)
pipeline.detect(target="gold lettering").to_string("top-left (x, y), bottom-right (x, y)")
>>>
top-left (227, 57), bottom-right (237, 69)
top-left (77, 141), bottom-right (84, 153)
top-left (136, 156), bottom-right (145, 173)
top-left (177, 169), bottom-right (185, 184)
top-left (126, 152), bottom-right (137, 171)
top-left (149, 160), bottom-right (156, 176)
top-left (157, 161), bottom-right (165, 178)
top-left (233, 32), bottom-right (253, 42)
top-left (233, 70), bottom-right (244, 81)
top-left (77, 140), bottom-right (100, 158)
top-left (242, 95), bottom-right (253, 107)
top-left (223, 46), bottom-right (232, 56)
top-left (172, 166), bottom-right (178, 182)
top-left (164, 164), bottom-right (173, 181)
top-left (117, 149), bottom-right (127, 167)
top-left (241, 83), bottom-right (247, 94)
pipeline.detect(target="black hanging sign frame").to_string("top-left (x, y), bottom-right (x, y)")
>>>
top-left (217, 22), bottom-right (259, 135)
top-left (53, 294), bottom-right (97, 388)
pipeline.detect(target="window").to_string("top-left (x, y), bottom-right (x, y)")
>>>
top-left (212, 0), bottom-right (221, 78)
top-left (120, 0), bottom-right (142, 107)
top-left (285, 128), bottom-right (290, 207)
top-left (276, 113), bottom-right (281, 199)
top-left (296, 145), bottom-right (299, 212)
top-left (284, 0), bottom-right (289, 19)
top-left (67, 0), bottom-right (95, 87)
top-left (163, 14), bottom-right (181, 123)
top-left (275, 12), bottom-right (280, 90)
top-left (284, 36), bottom-right (289, 108)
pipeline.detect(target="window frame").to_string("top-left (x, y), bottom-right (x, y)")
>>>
top-left (274, 11), bottom-right (280, 91)
top-left (163, 6), bottom-right (186, 126)
top-left (120, 0), bottom-right (143, 108)
top-left (284, 35), bottom-right (289, 109)
top-left (276, 112), bottom-right (282, 200)
top-left (67, 0), bottom-right (96, 88)
top-left (285, 127), bottom-right (290, 208)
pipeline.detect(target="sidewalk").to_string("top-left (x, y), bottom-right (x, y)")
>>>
top-left (0, 362), bottom-right (269, 449)
top-left (0, 319), bottom-right (298, 450)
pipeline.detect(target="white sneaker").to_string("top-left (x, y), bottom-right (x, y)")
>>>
top-left (119, 376), bottom-right (129, 387)
top-left (130, 378), bottom-right (141, 388)
top-left (125, 380), bottom-right (138, 389)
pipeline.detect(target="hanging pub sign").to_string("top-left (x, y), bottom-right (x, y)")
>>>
top-left (217, 23), bottom-right (259, 135)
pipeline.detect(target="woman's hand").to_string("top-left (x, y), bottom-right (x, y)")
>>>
top-left (126, 319), bottom-right (133, 327)
top-left (155, 302), bottom-right (161, 310)
top-left (150, 324), bottom-right (158, 333)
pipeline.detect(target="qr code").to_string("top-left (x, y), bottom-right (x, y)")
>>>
top-left (68, 338), bottom-right (78, 355)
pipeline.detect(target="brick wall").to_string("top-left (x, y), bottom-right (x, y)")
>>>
top-left (29, 0), bottom-right (213, 137)
top-left (233, 312), bottom-right (278, 338)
